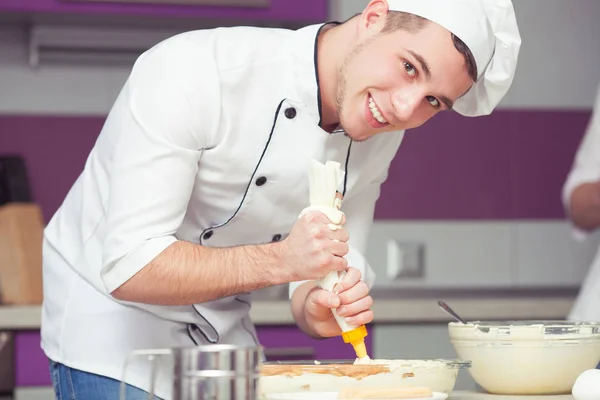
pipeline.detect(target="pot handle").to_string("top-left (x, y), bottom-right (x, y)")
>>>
top-left (120, 348), bottom-right (173, 400)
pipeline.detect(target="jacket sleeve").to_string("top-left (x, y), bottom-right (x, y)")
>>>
top-left (289, 131), bottom-right (405, 298)
top-left (561, 83), bottom-right (600, 241)
top-left (100, 33), bottom-right (221, 293)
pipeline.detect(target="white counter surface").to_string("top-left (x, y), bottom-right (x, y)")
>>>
top-left (9, 388), bottom-right (576, 400)
top-left (0, 287), bottom-right (577, 330)
top-left (449, 391), bottom-right (573, 399)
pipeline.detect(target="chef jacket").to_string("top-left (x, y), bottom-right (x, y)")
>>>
top-left (562, 82), bottom-right (600, 323)
top-left (40, 22), bottom-right (405, 399)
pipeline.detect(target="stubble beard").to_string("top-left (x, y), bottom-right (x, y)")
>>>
top-left (335, 38), bottom-right (376, 143)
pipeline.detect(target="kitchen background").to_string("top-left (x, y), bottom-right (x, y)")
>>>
top-left (0, 0), bottom-right (599, 399)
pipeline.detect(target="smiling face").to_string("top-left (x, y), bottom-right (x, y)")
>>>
top-left (336, 1), bottom-right (476, 141)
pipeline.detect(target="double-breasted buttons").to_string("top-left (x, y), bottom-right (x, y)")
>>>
top-left (272, 234), bottom-right (282, 242)
top-left (255, 176), bottom-right (267, 186)
top-left (284, 107), bottom-right (297, 119)
top-left (202, 230), bottom-right (213, 240)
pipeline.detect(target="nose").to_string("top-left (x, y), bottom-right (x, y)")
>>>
top-left (391, 87), bottom-right (421, 122)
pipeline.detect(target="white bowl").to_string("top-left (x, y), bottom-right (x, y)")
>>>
top-left (448, 320), bottom-right (600, 395)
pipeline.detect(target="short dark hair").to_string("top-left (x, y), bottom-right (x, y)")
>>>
top-left (380, 11), bottom-right (478, 81)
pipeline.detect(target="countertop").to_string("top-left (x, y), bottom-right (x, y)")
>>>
top-left (0, 286), bottom-right (579, 330)
top-left (449, 391), bottom-right (573, 399)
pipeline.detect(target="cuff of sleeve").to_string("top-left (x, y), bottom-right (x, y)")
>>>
top-left (101, 236), bottom-right (178, 293)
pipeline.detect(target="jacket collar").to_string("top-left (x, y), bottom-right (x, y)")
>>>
top-left (290, 21), bottom-right (341, 129)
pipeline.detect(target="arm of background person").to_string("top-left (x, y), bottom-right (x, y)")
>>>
top-left (562, 82), bottom-right (600, 236)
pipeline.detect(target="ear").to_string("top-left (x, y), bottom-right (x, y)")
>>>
top-left (357, 0), bottom-right (389, 35)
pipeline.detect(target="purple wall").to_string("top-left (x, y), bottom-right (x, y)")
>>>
top-left (0, 116), bottom-right (102, 222)
top-left (0, 110), bottom-right (592, 223)
top-left (376, 109), bottom-right (592, 220)
top-left (14, 326), bottom-right (373, 387)
top-left (14, 331), bottom-right (50, 387)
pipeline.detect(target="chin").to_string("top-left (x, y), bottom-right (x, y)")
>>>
top-left (339, 118), bottom-right (372, 142)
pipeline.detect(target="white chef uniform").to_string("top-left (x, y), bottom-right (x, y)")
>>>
top-left (41, 23), bottom-right (402, 399)
top-left (41, 1), bottom-right (522, 396)
top-left (562, 82), bottom-right (600, 322)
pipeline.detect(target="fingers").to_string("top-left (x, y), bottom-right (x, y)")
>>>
top-left (301, 210), bottom-right (349, 245)
top-left (309, 286), bottom-right (341, 309)
top-left (338, 280), bottom-right (370, 305)
top-left (337, 212), bottom-right (346, 226)
top-left (333, 267), bottom-right (361, 294)
top-left (302, 210), bottom-right (332, 225)
top-left (330, 242), bottom-right (349, 258)
top-left (336, 294), bottom-right (373, 317)
top-left (328, 253), bottom-right (348, 270)
top-left (302, 208), bottom-right (346, 227)
top-left (329, 227), bottom-right (349, 242)
top-left (340, 309), bottom-right (374, 326)
top-left (332, 267), bottom-right (373, 324)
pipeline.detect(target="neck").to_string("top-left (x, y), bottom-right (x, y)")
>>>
top-left (316, 20), bottom-right (356, 132)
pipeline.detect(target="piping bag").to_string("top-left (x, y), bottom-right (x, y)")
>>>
top-left (299, 159), bottom-right (370, 363)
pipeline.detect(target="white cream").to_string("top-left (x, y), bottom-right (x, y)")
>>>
top-left (448, 321), bottom-right (600, 395)
top-left (353, 355), bottom-right (372, 365)
top-left (368, 96), bottom-right (388, 124)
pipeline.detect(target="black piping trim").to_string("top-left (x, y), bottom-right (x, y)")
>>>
top-left (342, 138), bottom-right (353, 197)
top-left (313, 22), bottom-right (341, 128)
top-left (193, 99), bottom-right (287, 341)
top-left (189, 306), bottom-right (219, 344)
top-left (198, 98), bottom-right (286, 241)
top-left (186, 324), bottom-right (198, 345)
top-left (187, 322), bottom-right (218, 345)
top-left (235, 296), bottom-right (260, 347)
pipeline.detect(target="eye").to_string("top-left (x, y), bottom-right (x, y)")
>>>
top-left (426, 96), bottom-right (440, 108)
top-left (403, 61), bottom-right (416, 77)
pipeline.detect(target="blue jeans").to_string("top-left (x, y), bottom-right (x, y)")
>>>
top-left (48, 359), bottom-right (162, 400)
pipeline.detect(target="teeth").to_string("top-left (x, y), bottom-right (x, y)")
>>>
top-left (368, 96), bottom-right (388, 124)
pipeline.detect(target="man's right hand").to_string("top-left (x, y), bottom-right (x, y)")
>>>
top-left (277, 210), bottom-right (349, 282)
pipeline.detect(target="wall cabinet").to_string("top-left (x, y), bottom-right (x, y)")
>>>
top-left (0, 0), bottom-right (327, 25)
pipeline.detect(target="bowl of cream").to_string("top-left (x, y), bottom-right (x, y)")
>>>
top-left (448, 320), bottom-right (600, 395)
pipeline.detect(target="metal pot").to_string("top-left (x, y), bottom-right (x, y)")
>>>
top-left (120, 344), bottom-right (262, 400)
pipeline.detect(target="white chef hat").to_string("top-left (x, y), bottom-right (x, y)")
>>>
top-left (386, 0), bottom-right (522, 117)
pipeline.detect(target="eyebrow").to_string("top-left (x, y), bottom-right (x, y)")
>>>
top-left (407, 49), bottom-right (454, 110)
top-left (440, 96), bottom-right (454, 109)
top-left (408, 49), bottom-right (431, 80)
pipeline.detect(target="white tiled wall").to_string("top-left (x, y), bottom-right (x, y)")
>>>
top-left (512, 221), bottom-right (600, 287)
top-left (366, 220), bottom-right (600, 289)
top-left (366, 221), bottom-right (513, 287)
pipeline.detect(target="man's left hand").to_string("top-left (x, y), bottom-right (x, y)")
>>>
top-left (303, 267), bottom-right (374, 338)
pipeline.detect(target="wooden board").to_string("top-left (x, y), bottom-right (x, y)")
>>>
top-left (0, 203), bottom-right (44, 305)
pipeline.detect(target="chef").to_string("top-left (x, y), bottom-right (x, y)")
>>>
top-left (40, 0), bottom-right (521, 398)
top-left (563, 82), bottom-right (600, 333)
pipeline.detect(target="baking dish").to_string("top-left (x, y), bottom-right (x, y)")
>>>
top-left (258, 359), bottom-right (470, 398)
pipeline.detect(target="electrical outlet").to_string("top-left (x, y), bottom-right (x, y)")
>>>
top-left (386, 240), bottom-right (425, 280)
